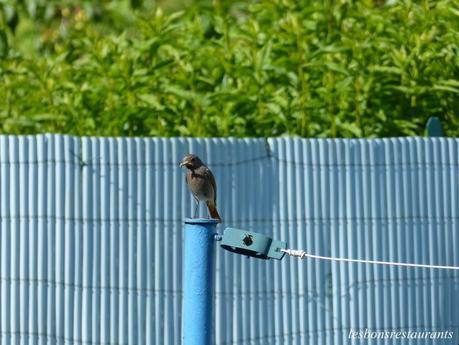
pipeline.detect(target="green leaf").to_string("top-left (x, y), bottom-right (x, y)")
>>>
top-left (31, 113), bottom-right (67, 121)
top-left (370, 66), bottom-right (402, 74)
top-left (432, 85), bottom-right (459, 93)
top-left (151, 59), bottom-right (175, 71)
top-left (138, 94), bottom-right (164, 109)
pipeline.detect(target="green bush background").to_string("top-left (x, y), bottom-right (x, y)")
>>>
top-left (0, 0), bottom-right (458, 137)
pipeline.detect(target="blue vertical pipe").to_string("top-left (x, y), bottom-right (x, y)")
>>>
top-left (182, 218), bottom-right (218, 345)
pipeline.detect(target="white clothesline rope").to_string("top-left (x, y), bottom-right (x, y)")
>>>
top-left (281, 249), bottom-right (459, 270)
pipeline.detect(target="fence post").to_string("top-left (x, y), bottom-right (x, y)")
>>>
top-left (182, 218), bottom-right (218, 345)
top-left (426, 116), bottom-right (443, 137)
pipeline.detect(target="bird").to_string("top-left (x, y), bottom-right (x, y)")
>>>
top-left (180, 154), bottom-right (222, 223)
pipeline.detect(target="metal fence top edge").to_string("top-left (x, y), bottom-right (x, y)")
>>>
top-left (0, 134), bottom-right (457, 143)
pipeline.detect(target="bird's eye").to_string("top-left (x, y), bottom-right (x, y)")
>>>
top-left (191, 157), bottom-right (195, 162)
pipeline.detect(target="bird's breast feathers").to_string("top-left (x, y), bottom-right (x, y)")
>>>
top-left (186, 169), bottom-right (214, 201)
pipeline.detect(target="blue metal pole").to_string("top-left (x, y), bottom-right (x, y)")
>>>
top-left (182, 218), bottom-right (218, 345)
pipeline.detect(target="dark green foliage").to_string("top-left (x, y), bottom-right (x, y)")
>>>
top-left (0, 0), bottom-right (458, 137)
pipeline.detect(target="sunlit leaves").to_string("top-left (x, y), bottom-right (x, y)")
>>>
top-left (0, 0), bottom-right (458, 137)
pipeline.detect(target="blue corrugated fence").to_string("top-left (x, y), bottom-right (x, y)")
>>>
top-left (0, 135), bottom-right (458, 345)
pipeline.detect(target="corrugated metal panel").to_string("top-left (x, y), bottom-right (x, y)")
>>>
top-left (1, 135), bottom-right (458, 345)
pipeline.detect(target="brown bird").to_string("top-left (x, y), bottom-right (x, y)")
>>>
top-left (180, 154), bottom-right (222, 223)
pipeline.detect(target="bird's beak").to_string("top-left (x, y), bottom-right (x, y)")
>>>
top-left (179, 158), bottom-right (188, 168)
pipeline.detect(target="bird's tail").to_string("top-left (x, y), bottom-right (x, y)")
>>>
top-left (206, 201), bottom-right (222, 223)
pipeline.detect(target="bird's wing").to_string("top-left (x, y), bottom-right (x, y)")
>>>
top-left (205, 167), bottom-right (217, 204)
top-left (185, 171), bottom-right (199, 202)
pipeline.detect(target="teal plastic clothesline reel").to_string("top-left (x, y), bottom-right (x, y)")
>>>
top-left (220, 227), bottom-right (287, 260)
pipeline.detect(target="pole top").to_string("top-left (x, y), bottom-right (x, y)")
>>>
top-left (426, 116), bottom-right (443, 137)
top-left (184, 218), bottom-right (220, 225)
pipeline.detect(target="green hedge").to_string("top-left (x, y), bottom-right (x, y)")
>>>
top-left (1, 0), bottom-right (458, 137)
